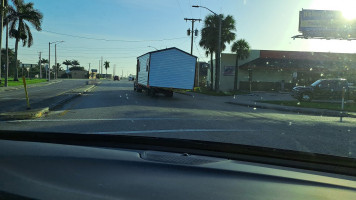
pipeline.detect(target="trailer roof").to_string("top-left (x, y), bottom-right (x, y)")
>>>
top-left (137, 47), bottom-right (197, 59)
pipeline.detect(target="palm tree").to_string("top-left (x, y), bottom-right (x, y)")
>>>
top-left (231, 39), bottom-right (250, 91)
top-left (200, 14), bottom-right (236, 91)
top-left (71, 60), bottom-right (80, 67)
top-left (5, 0), bottom-right (43, 81)
top-left (0, 0), bottom-right (12, 79)
top-left (199, 29), bottom-right (215, 90)
top-left (104, 61), bottom-right (110, 78)
top-left (62, 60), bottom-right (71, 71)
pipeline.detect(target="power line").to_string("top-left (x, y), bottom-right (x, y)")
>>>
top-left (42, 29), bottom-right (187, 42)
top-left (194, 39), bottom-right (207, 63)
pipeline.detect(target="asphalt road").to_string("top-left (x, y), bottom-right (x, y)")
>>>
top-left (1, 80), bottom-right (356, 158)
top-left (0, 79), bottom-right (88, 112)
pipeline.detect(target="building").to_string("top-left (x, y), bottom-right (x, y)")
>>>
top-left (209, 50), bottom-right (356, 92)
top-left (57, 70), bottom-right (89, 79)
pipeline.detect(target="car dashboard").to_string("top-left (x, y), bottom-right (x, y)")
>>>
top-left (1, 136), bottom-right (356, 200)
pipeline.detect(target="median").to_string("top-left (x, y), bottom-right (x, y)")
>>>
top-left (259, 100), bottom-right (356, 112)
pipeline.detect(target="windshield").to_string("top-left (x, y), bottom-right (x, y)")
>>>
top-left (1, 0), bottom-right (356, 161)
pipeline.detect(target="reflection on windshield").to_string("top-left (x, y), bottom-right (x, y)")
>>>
top-left (311, 80), bottom-right (322, 87)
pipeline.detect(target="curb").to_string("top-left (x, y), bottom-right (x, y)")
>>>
top-left (0, 107), bottom-right (49, 120)
top-left (226, 101), bottom-right (356, 118)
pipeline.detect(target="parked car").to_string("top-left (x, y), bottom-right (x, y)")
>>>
top-left (114, 76), bottom-right (120, 81)
top-left (291, 78), bottom-right (356, 101)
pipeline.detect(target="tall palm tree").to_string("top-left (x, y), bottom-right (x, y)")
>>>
top-left (5, 0), bottom-right (42, 81)
top-left (231, 39), bottom-right (250, 91)
top-left (71, 60), bottom-right (80, 67)
top-left (62, 60), bottom-right (71, 71)
top-left (199, 28), bottom-right (215, 90)
top-left (200, 14), bottom-right (236, 91)
top-left (104, 61), bottom-right (110, 78)
top-left (0, 0), bottom-right (11, 79)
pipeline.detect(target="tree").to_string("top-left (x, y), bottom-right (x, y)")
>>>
top-left (5, 0), bottom-right (43, 81)
top-left (71, 60), bottom-right (80, 67)
top-left (199, 32), bottom-right (215, 90)
top-left (69, 66), bottom-right (84, 71)
top-left (1, 48), bottom-right (15, 76)
top-left (104, 61), bottom-right (110, 78)
top-left (62, 60), bottom-right (71, 71)
top-left (0, 0), bottom-right (13, 79)
top-left (40, 58), bottom-right (48, 64)
top-left (55, 63), bottom-right (61, 77)
top-left (231, 39), bottom-right (250, 91)
top-left (200, 14), bottom-right (236, 91)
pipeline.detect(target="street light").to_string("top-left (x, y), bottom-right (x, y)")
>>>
top-left (49, 40), bottom-right (64, 81)
top-left (192, 5), bottom-right (222, 91)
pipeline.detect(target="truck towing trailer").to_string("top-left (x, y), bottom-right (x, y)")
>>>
top-left (134, 47), bottom-right (197, 97)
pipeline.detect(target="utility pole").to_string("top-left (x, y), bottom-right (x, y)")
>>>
top-left (4, 18), bottom-right (8, 87)
top-left (184, 18), bottom-right (201, 55)
top-left (113, 64), bottom-right (116, 77)
top-left (98, 60), bottom-right (100, 78)
top-left (122, 69), bottom-right (123, 78)
top-left (55, 44), bottom-right (57, 79)
top-left (101, 56), bottom-right (103, 79)
top-left (48, 42), bottom-right (51, 81)
top-left (88, 63), bottom-right (91, 79)
top-left (38, 52), bottom-right (42, 78)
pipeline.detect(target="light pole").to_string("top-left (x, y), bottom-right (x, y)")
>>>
top-left (55, 41), bottom-right (64, 79)
top-left (0, 0), bottom-right (4, 80)
top-left (193, 5), bottom-right (222, 91)
top-left (49, 41), bottom-right (64, 81)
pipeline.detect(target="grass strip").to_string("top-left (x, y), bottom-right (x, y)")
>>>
top-left (0, 78), bottom-right (47, 87)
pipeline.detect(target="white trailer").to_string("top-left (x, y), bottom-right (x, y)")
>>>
top-left (134, 47), bottom-right (197, 97)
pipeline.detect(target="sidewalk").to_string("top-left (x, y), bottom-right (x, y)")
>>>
top-left (0, 80), bottom-right (99, 120)
top-left (180, 91), bottom-right (356, 118)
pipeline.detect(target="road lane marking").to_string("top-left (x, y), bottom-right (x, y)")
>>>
top-left (91, 129), bottom-right (263, 135)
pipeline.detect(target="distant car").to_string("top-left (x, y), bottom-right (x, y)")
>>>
top-left (114, 76), bottom-right (120, 81)
top-left (128, 76), bottom-right (135, 81)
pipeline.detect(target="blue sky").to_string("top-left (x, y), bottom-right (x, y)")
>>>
top-left (7, 0), bottom-right (356, 76)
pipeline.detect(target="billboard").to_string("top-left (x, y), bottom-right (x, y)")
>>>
top-left (299, 9), bottom-right (356, 39)
top-left (223, 66), bottom-right (235, 76)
